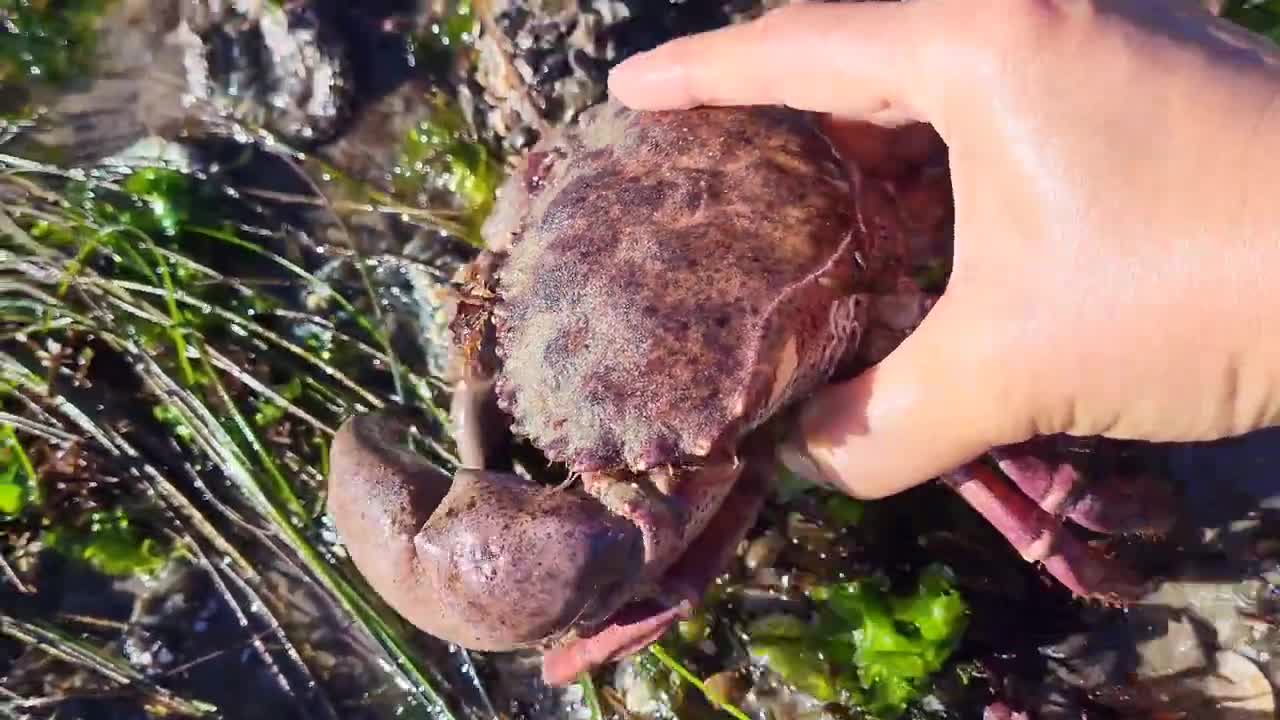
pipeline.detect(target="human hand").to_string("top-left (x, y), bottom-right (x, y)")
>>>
top-left (608, 0), bottom-right (1280, 498)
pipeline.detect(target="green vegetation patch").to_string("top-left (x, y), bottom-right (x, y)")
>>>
top-left (1, 0), bottom-right (115, 87)
top-left (1224, 0), bottom-right (1280, 41)
top-left (393, 93), bottom-right (502, 245)
top-left (43, 507), bottom-right (172, 577)
top-left (0, 425), bottom-right (39, 516)
top-left (750, 564), bottom-right (970, 719)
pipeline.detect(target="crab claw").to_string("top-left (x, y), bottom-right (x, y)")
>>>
top-left (327, 413), bottom-right (645, 651)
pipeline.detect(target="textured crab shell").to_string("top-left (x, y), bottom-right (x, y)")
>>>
top-left (482, 99), bottom-right (865, 473)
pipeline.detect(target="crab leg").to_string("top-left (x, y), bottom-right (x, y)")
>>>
top-left (990, 437), bottom-right (1177, 536)
top-left (450, 375), bottom-right (511, 469)
top-left (941, 462), bottom-right (1149, 602)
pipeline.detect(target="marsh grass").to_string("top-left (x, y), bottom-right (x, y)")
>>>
top-left (1223, 0), bottom-right (1280, 40)
top-left (0, 152), bottom-right (480, 718)
top-left (1, 615), bottom-right (219, 717)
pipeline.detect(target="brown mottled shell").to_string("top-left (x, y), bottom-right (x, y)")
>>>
top-left (481, 99), bottom-right (864, 473)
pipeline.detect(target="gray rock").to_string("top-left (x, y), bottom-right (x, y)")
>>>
top-left (468, 0), bottom-right (781, 154)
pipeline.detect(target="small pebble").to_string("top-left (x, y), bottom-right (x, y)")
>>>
top-left (786, 512), bottom-right (835, 555)
top-left (745, 530), bottom-right (786, 573)
top-left (704, 669), bottom-right (749, 708)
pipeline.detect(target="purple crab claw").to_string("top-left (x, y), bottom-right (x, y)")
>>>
top-left (327, 413), bottom-right (645, 651)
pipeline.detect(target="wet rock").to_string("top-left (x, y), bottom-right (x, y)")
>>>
top-left (176, 0), bottom-right (354, 146)
top-left (1199, 651), bottom-right (1276, 717)
top-left (405, 240), bottom-right (473, 379)
top-left (1135, 577), bottom-right (1269, 669)
top-left (468, 0), bottom-right (782, 153)
top-left (1018, 429), bottom-right (1280, 719)
top-left (1095, 574), bottom-right (1279, 718)
top-left (1009, 610), bottom-right (1132, 718)
top-left (21, 0), bottom-right (356, 163)
top-left (0, 557), bottom-right (333, 720)
top-left (468, 651), bottom-right (589, 720)
top-left (1133, 602), bottom-right (1213, 680)
top-left (100, 136), bottom-right (198, 170)
top-left (730, 587), bottom-right (811, 619)
top-left (705, 669), bottom-right (751, 709)
top-left (744, 530), bottom-right (787, 573)
top-left (735, 667), bottom-right (829, 720)
top-left (614, 653), bottom-right (688, 718)
top-left (15, 0), bottom-right (191, 162)
top-left (311, 79), bottom-right (441, 192)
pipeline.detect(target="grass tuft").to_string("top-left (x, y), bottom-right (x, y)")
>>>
top-left (0, 160), bottom-right (466, 718)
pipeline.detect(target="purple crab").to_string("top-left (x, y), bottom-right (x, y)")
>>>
top-left (325, 99), bottom-right (1178, 684)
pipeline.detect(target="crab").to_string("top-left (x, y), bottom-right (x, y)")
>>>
top-left (325, 99), bottom-right (1179, 685)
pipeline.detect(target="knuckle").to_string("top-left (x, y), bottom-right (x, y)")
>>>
top-left (749, 1), bottom-right (845, 45)
top-left (991, 0), bottom-right (1086, 49)
top-left (913, 0), bottom-right (1088, 93)
top-left (757, 2), bottom-right (808, 26)
top-left (940, 0), bottom-right (1079, 48)
top-left (748, 3), bottom-right (806, 43)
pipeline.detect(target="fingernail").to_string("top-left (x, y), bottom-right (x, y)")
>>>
top-left (607, 52), bottom-right (650, 90)
top-left (607, 51), bottom-right (690, 109)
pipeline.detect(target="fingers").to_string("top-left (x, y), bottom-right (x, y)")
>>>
top-left (607, 1), bottom-right (946, 124)
top-left (780, 294), bottom-right (1026, 498)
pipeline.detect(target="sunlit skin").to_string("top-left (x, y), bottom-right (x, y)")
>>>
top-left (608, 0), bottom-right (1280, 500)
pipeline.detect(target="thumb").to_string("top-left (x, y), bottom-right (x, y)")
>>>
top-left (780, 293), bottom-right (1026, 499)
